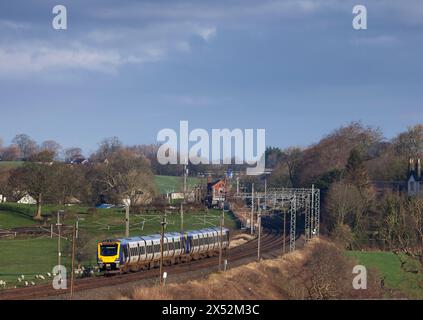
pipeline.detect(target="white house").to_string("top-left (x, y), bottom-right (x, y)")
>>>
top-left (0, 194), bottom-right (6, 203)
top-left (17, 195), bottom-right (37, 205)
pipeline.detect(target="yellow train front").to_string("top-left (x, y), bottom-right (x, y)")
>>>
top-left (97, 240), bottom-right (122, 272)
top-left (97, 227), bottom-right (230, 274)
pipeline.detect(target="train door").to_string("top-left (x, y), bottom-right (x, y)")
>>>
top-left (139, 240), bottom-right (147, 262)
top-left (145, 240), bottom-right (153, 261)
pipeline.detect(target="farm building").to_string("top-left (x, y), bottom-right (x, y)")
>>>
top-left (17, 194), bottom-right (37, 205)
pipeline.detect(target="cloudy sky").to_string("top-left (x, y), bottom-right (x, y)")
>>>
top-left (0, 0), bottom-right (422, 154)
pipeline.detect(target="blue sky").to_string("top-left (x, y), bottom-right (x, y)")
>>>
top-left (0, 0), bottom-right (422, 155)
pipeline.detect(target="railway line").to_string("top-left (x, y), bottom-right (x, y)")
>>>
top-left (0, 230), bottom-right (287, 300)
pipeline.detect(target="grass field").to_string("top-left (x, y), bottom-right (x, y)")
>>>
top-left (154, 175), bottom-right (202, 194)
top-left (0, 203), bottom-right (238, 288)
top-left (347, 250), bottom-right (423, 299)
top-left (0, 161), bottom-right (24, 169)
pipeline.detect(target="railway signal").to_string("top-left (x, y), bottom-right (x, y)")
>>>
top-left (70, 224), bottom-right (76, 299)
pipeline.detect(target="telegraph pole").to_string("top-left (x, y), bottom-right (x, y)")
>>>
top-left (180, 202), bottom-right (184, 233)
top-left (264, 178), bottom-right (267, 209)
top-left (70, 224), bottom-right (76, 299)
top-left (159, 215), bottom-right (166, 286)
top-left (57, 211), bottom-right (62, 268)
top-left (125, 204), bottom-right (130, 238)
top-left (250, 183), bottom-right (255, 235)
top-left (183, 158), bottom-right (188, 194)
top-left (218, 208), bottom-right (224, 272)
top-left (283, 211), bottom-right (286, 254)
top-left (257, 198), bottom-right (261, 262)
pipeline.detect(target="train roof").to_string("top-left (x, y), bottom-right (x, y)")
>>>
top-left (100, 227), bottom-right (230, 244)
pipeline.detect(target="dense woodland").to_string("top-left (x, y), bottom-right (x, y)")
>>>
top-left (0, 122), bottom-right (422, 258)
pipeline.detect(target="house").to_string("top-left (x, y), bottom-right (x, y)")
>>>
top-left (205, 176), bottom-right (228, 207)
top-left (407, 158), bottom-right (422, 196)
top-left (170, 192), bottom-right (185, 201)
top-left (0, 194), bottom-right (6, 203)
top-left (17, 194), bottom-right (37, 205)
top-left (70, 158), bottom-right (89, 165)
top-left (65, 196), bottom-right (81, 206)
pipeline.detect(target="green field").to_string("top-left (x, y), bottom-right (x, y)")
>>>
top-left (0, 161), bottom-right (24, 169)
top-left (0, 203), bottom-right (238, 288)
top-left (154, 175), bottom-right (202, 194)
top-left (347, 250), bottom-right (423, 299)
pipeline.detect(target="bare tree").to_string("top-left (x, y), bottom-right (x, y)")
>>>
top-left (10, 163), bottom-right (59, 220)
top-left (394, 124), bottom-right (423, 157)
top-left (93, 137), bottom-right (123, 161)
top-left (64, 147), bottom-right (83, 162)
top-left (12, 134), bottom-right (38, 160)
top-left (41, 140), bottom-right (62, 158)
top-left (0, 145), bottom-right (20, 161)
top-left (91, 149), bottom-right (155, 208)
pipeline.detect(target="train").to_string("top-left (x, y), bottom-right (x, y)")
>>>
top-left (97, 227), bottom-right (230, 273)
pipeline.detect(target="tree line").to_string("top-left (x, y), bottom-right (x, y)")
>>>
top-left (0, 136), bottom-right (155, 220)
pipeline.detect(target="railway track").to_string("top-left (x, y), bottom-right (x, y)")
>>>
top-left (0, 230), bottom-right (287, 300)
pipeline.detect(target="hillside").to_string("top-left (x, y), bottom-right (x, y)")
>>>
top-left (118, 239), bottom-right (385, 300)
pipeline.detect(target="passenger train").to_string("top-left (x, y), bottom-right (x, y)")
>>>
top-left (97, 227), bottom-right (230, 273)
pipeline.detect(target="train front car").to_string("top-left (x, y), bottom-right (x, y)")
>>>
top-left (97, 240), bottom-right (122, 272)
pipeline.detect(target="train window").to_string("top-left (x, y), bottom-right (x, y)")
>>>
top-left (140, 246), bottom-right (145, 255)
top-left (169, 242), bottom-right (174, 251)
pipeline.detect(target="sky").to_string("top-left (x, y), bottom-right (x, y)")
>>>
top-left (0, 0), bottom-right (422, 155)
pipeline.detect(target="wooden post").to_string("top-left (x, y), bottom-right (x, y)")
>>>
top-left (283, 211), bottom-right (286, 254)
top-left (250, 183), bottom-right (255, 235)
top-left (258, 198), bottom-right (261, 262)
top-left (125, 205), bottom-right (130, 238)
top-left (159, 215), bottom-right (166, 286)
top-left (180, 202), bottom-right (184, 233)
top-left (218, 208), bottom-right (224, 272)
top-left (70, 224), bottom-right (76, 299)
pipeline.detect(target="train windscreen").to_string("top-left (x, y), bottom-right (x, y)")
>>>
top-left (100, 244), bottom-right (118, 256)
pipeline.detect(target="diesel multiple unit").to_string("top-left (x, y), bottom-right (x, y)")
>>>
top-left (97, 227), bottom-right (230, 273)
